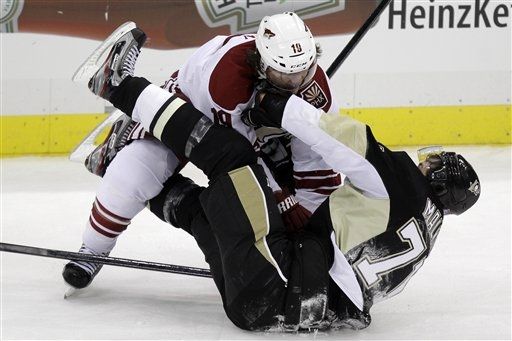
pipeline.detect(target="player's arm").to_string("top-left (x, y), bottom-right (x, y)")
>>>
top-left (243, 93), bottom-right (388, 199)
top-left (258, 137), bottom-right (312, 232)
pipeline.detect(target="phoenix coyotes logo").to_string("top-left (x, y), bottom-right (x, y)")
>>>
top-left (263, 28), bottom-right (275, 38)
top-left (300, 81), bottom-right (327, 109)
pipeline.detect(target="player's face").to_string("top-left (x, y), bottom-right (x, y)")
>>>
top-left (418, 161), bottom-right (430, 176)
top-left (417, 146), bottom-right (445, 176)
top-left (418, 155), bottom-right (444, 177)
top-left (265, 62), bottom-right (317, 94)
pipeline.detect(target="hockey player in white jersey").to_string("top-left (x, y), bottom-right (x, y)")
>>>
top-left (63, 13), bottom-right (341, 289)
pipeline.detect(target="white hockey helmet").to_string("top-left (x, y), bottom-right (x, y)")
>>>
top-left (255, 12), bottom-right (317, 92)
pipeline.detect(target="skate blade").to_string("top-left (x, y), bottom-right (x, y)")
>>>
top-left (72, 21), bottom-right (137, 82)
top-left (69, 109), bottom-right (124, 163)
top-left (64, 285), bottom-right (81, 299)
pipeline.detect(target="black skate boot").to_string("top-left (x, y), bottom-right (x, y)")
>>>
top-left (84, 114), bottom-right (143, 177)
top-left (62, 244), bottom-right (109, 289)
top-left (88, 23), bottom-right (147, 101)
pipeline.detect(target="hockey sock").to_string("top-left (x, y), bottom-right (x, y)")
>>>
top-left (109, 76), bottom-right (151, 116)
top-left (82, 198), bottom-right (131, 254)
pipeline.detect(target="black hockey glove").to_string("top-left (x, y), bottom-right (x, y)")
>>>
top-left (259, 135), bottom-right (295, 193)
top-left (241, 89), bottom-right (292, 129)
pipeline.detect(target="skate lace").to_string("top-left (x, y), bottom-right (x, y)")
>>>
top-left (73, 244), bottom-right (108, 275)
top-left (122, 46), bottom-right (140, 77)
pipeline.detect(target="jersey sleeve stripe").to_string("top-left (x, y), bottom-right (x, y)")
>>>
top-left (294, 174), bottom-right (342, 190)
top-left (293, 169), bottom-right (338, 177)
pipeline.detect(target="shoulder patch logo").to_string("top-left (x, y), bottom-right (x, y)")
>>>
top-left (300, 81), bottom-right (328, 109)
top-left (195, 1), bottom-right (345, 34)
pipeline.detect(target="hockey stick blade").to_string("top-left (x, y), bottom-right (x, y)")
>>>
top-left (0, 242), bottom-right (212, 278)
top-left (69, 109), bottom-right (124, 163)
top-left (72, 21), bottom-right (136, 82)
top-left (326, 0), bottom-right (392, 78)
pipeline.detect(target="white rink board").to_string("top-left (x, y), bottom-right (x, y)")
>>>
top-left (1, 146), bottom-right (510, 339)
top-left (351, 71), bottom-right (510, 107)
top-left (1, 0), bottom-right (510, 116)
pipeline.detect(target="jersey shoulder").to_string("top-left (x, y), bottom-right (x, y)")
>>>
top-left (208, 37), bottom-right (258, 112)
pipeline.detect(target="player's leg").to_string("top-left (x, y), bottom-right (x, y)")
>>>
top-left (148, 174), bottom-right (226, 307)
top-left (63, 138), bottom-right (180, 289)
top-left (148, 166), bottom-right (295, 329)
top-left (199, 164), bottom-right (331, 330)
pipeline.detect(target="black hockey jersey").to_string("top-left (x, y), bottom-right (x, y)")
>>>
top-left (278, 98), bottom-right (445, 326)
top-left (347, 130), bottom-right (444, 307)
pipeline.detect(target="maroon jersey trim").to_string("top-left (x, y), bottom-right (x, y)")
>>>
top-left (209, 39), bottom-right (258, 111)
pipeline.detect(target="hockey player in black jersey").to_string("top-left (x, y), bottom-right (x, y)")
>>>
top-left (148, 108), bottom-right (481, 329)
top-left (239, 90), bottom-right (481, 328)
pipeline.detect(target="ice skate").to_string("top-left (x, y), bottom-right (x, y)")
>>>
top-left (69, 110), bottom-right (124, 163)
top-left (88, 23), bottom-right (146, 100)
top-left (73, 21), bottom-right (146, 101)
top-left (72, 22), bottom-right (145, 78)
top-left (62, 244), bottom-right (109, 290)
top-left (85, 113), bottom-right (142, 176)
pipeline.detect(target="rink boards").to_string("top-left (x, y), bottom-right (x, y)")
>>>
top-left (1, 1), bottom-right (510, 155)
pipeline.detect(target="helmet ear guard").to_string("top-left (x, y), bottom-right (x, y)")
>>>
top-left (418, 147), bottom-right (481, 215)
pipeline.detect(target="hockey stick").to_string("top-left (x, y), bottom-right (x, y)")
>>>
top-left (326, 0), bottom-right (392, 78)
top-left (0, 242), bottom-right (212, 278)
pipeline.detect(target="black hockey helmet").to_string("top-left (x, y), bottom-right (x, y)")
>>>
top-left (418, 147), bottom-right (481, 215)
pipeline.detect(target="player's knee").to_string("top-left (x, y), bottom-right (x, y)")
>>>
top-left (220, 130), bottom-right (257, 169)
top-left (189, 125), bottom-right (257, 180)
top-left (148, 174), bottom-right (204, 233)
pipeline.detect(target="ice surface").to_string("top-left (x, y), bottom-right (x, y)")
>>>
top-left (1, 146), bottom-right (510, 340)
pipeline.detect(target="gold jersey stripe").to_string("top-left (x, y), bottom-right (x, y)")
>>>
top-left (228, 166), bottom-right (287, 283)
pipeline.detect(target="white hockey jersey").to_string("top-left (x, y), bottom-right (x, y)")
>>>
top-left (163, 34), bottom-right (342, 211)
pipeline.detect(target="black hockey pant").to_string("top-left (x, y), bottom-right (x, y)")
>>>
top-left (111, 76), bottom-right (329, 330)
top-left (150, 171), bottom-right (331, 330)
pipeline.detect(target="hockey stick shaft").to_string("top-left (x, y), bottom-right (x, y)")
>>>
top-left (326, 0), bottom-right (392, 78)
top-left (0, 242), bottom-right (212, 278)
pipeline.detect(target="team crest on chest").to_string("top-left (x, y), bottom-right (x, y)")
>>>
top-left (300, 81), bottom-right (328, 109)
